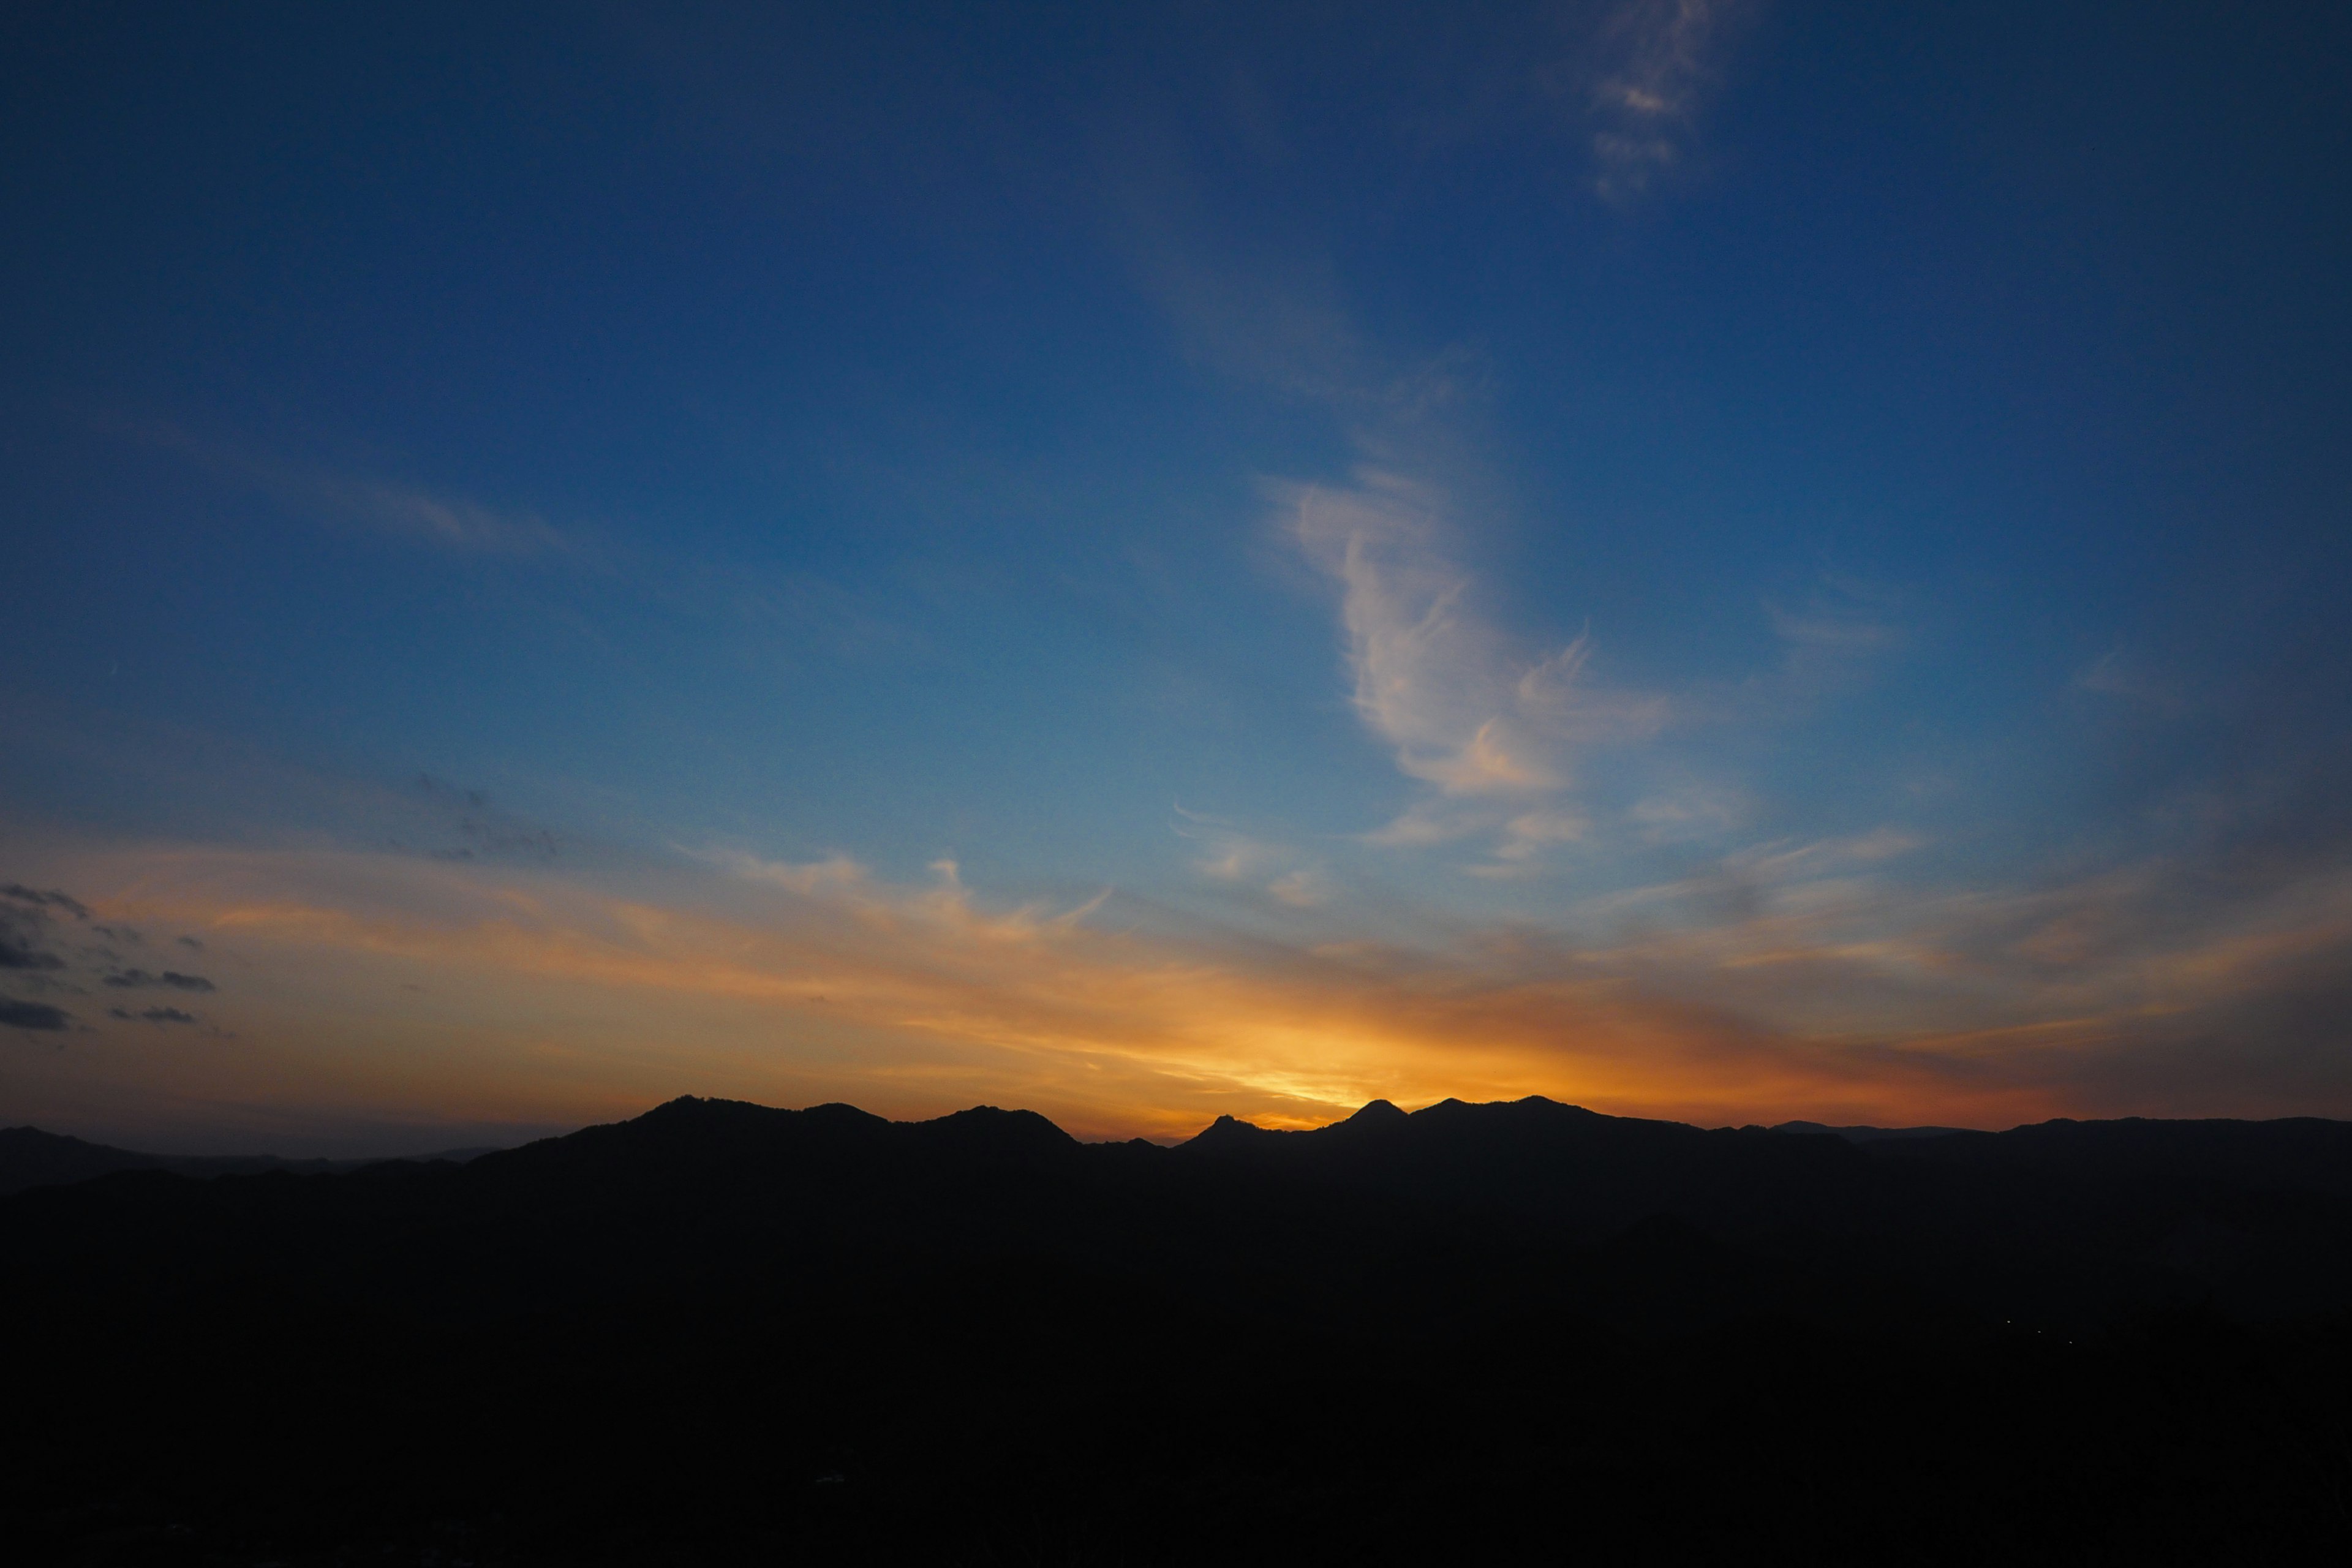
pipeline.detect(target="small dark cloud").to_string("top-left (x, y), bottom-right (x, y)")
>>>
top-left (177, 935), bottom-right (204, 951)
top-left (101, 968), bottom-right (215, 992)
top-left (420, 773), bottom-right (488, 809)
top-left (412, 774), bottom-right (561, 862)
top-left (109, 1003), bottom-right (198, 1025)
top-left (1, 884), bottom-right (90, 919)
top-left (0, 935), bottom-right (63, 971)
top-left (1, 996), bottom-right (71, 1031)
top-left (92, 924), bottom-right (145, 945)
top-left (0, 902), bottom-right (66, 971)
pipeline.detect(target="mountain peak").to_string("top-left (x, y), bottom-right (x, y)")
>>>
top-left (915, 1104), bottom-right (1078, 1156)
top-left (1183, 1113), bottom-right (1275, 1149)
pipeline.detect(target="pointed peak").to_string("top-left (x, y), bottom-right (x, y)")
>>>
top-left (634, 1095), bottom-right (770, 1126)
top-left (1330, 1099), bottom-right (1407, 1132)
top-left (1183, 1113), bottom-right (1273, 1148)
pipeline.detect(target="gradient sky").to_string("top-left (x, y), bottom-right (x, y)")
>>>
top-left (4, 1), bottom-right (2350, 1153)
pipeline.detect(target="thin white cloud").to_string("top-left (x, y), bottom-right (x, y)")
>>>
top-left (1572, 0), bottom-right (1751, 199)
top-left (1359, 801), bottom-right (1498, 848)
top-left (2076, 648), bottom-right (2135, 696)
top-left (1749, 579), bottom-right (1907, 704)
top-left (2072, 646), bottom-right (2180, 712)
top-left (1766, 603), bottom-right (1898, 654)
top-left (1629, 783), bottom-right (1744, 843)
top-left (1172, 807), bottom-right (1275, 883)
top-left (1267, 869), bottom-right (1331, 908)
top-left (1174, 809), bottom-right (1331, 910)
top-left (1721, 830), bottom-right (1927, 883)
top-left (149, 426), bottom-right (581, 561)
top-left (141, 424), bottom-right (940, 682)
top-left (337, 478), bottom-right (572, 558)
top-left (714, 848), bottom-right (1100, 946)
top-left (1291, 470), bottom-right (1577, 796)
top-left (1498, 807), bottom-right (1593, 861)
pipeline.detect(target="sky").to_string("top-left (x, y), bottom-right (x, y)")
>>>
top-left (4, 1), bottom-right (2350, 1153)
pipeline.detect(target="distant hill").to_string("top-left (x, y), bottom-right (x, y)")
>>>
top-left (7, 1094), bottom-right (2352, 1563)
top-left (0, 1125), bottom-right (502, 1195)
top-left (1770, 1118), bottom-right (1973, 1141)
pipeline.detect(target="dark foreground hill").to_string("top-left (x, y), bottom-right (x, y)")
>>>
top-left (9, 1095), bottom-right (2352, 1564)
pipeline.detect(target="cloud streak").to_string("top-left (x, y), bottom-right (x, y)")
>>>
top-left (4, 884), bottom-right (91, 919)
top-left (148, 426), bottom-right (582, 561)
top-left (101, 970), bottom-right (216, 992)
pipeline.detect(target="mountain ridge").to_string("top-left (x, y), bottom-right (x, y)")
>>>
top-left (15, 1093), bottom-right (2352, 1324)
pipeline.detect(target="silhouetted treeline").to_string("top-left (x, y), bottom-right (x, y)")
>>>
top-left (7, 1095), bottom-right (2352, 1563)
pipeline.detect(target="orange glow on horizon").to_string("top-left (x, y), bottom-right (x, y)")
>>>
top-left (8, 835), bottom-right (2350, 1150)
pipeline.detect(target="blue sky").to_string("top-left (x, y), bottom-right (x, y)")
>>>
top-left (4, 2), bottom-right (2350, 1152)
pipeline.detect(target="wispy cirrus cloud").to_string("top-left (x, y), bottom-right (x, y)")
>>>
top-left (1760, 577), bottom-right (1907, 701)
top-left (1267, 869), bottom-right (1333, 909)
top-left (1170, 806), bottom-right (1337, 911)
top-left (1283, 467), bottom-right (1670, 867)
top-left (1277, 454), bottom-right (1910, 878)
top-left (128, 425), bottom-right (926, 679)
top-left (1171, 804), bottom-right (1268, 883)
top-left (326, 475), bottom-right (573, 558)
top-left (149, 425), bottom-right (583, 561)
top-left (1559, 0), bottom-right (1755, 200)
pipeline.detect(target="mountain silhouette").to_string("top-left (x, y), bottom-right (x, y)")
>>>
top-left (1771, 1118), bottom-right (1972, 1141)
top-left (7, 1094), bottom-right (2352, 1564)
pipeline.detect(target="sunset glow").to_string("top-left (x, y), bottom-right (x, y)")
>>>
top-left (5, 2), bottom-right (2349, 1152)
